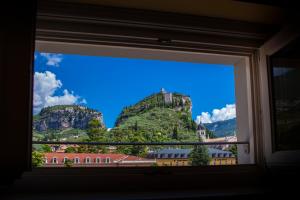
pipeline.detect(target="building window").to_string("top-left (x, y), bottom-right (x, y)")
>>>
top-left (52, 157), bottom-right (58, 164)
top-left (105, 157), bottom-right (111, 164)
top-left (63, 157), bottom-right (68, 163)
top-left (74, 157), bottom-right (80, 164)
top-left (95, 157), bottom-right (101, 164)
top-left (85, 157), bottom-right (91, 164)
top-left (44, 157), bottom-right (48, 164)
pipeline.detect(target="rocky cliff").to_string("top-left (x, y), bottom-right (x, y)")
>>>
top-left (33, 105), bottom-right (105, 132)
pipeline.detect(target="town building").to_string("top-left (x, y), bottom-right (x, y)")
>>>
top-left (43, 153), bottom-right (156, 167)
top-left (205, 136), bottom-right (237, 150)
top-left (148, 148), bottom-right (236, 166)
top-left (148, 149), bottom-right (191, 166)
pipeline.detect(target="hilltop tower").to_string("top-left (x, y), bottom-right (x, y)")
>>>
top-left (161, 88), bottom-right (173, 104)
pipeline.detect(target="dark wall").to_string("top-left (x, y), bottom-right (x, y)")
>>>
top-left (0, 1), bottom-right (36, 184)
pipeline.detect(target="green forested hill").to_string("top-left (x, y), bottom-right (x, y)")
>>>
top-left (32, 91), bottom-right (200, 146)
top-left (110, 91), bottom-right (198, 143)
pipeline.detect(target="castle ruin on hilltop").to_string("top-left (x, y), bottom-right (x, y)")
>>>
top-left (161, 88), bottom-right (173, 104)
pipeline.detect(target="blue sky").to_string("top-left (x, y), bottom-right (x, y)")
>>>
top-left (34, 52), bottom-right (236, 128)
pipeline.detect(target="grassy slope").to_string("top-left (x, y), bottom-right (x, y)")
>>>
top-left (112, 107), bottom-right (197, 142)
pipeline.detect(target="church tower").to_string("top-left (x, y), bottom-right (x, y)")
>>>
top-left (197, 122), bottom-right (208, 142)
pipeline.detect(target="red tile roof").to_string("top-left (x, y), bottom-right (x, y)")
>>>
top-left (44, 152), bottom-right (153, 165)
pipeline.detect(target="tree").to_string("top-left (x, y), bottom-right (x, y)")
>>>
top-left (228, 144), bottom-right (237, 158)
top-left (32, 151), bottom-right (45, 167)
top-left (65, 146), bottom-right (77, 153)
top-left (86, 119), bottom-right (108, 153)
top-left (206, 129), bottom-right (216, 138)
top-left (64, 159), bottom-right (74, 167)
top-left (172, 125), bottom-right (178, 140)
top-left (179, 98), bottom-right (184, 106)
top-left (41, 144), bottom-right (52, 152)
top-left (87, 119), bottom-right (106, 141)
top-left (133, 120), bottom-right (138, 131)
top-left (191, 120), bottom-right (197, 131)
top-left (189, 145), bottom-right (210, 166)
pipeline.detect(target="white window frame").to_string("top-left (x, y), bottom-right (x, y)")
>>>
top-left (85, 157), bottom-right (91, 164)
top-left (258, 26), bottom-right (300, 165)
top-left (52, 157), bottom-right (58, 164)
top-left (36, 33), bottom-right (257, 165)
top-left (95, 157), bottom-right (101, 164)
top-left (63, 157), bottom-right (68, 163)
top-left (74, 157), bottom-right (80, 164)
top-left (105, 157), bottom-right (111, 164)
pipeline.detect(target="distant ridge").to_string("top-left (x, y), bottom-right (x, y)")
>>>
top-left (204, 118), bottom-right (236, 137)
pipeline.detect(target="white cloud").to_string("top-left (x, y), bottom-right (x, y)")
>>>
top-left (196, 104), bottom-right (236, 124)
top-left (33, 71), bottom-right (86, 114)
top-left (40, 53), bottom-right (63, 67)
top-left (196, 112), bottom-right (212, 124)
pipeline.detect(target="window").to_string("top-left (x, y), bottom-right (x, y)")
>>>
top-left (52, 157), bottom-right (58, 164)
top-left (268, 37), bottom-right (300, 151)
top-left (85, 157), bottom-right (91, 164)
top-left (74, 157), bottom-right (80, 164)
top-left (63, 157), bottom-right (68, 163)
top-left (5, 0), bottom-right (290, 194)
top-left (105, 158), bottom-right (111, 164)
top-left (32, 6), bottom-right (255, 169)
top-left (31, 48), bottom-right (253, 168)
top-left (95, 157), bottom-right (101, 164)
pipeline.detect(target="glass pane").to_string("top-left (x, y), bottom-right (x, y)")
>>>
top-left (269, 37), bottom-right (300, 151)
top-left (32, 52), bottom-right (240, 167)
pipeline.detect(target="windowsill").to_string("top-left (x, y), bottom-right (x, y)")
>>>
top-left (10, 165), bottom-right (262, 192)
top-left (4, 165), bottom-right (263, 199)
top-left (28, 164), bottom-right (258, 174)
top-left (2, 188), bottom-right (264, 200)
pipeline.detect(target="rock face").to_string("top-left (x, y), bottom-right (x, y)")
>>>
top-left (33, 105), bottom-right (105, 132)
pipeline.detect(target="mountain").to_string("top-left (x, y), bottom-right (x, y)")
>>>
top-left (33, 105), bottom-right (105, 132)
top-left (111, 90), bottom-right (198, 142)
top-left (204, 118), bottom-right (236, 137)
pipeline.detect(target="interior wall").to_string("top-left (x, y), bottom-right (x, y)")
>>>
top-left (0, 1), bottom-right (36, 184)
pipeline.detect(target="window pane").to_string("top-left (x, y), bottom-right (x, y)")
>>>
top-left (269, 37), bottom-right (300, 151)
top-left (32, 52), bottom-right (241, 167)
